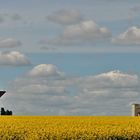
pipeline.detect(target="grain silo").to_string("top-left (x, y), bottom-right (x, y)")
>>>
top-left (132, 103), bottom-right (140, 116)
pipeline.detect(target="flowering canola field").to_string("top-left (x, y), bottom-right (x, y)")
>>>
top-left (0, 116), bottom-right (140, 139)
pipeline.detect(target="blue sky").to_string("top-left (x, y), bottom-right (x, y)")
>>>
top-left (0, 0), bottom-right (140, 115)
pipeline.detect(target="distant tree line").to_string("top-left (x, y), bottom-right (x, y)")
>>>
top-left (1, 108), bottom-right (12, 115)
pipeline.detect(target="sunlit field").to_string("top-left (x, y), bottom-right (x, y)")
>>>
top-left (0, 116), bottom-right (140, 139)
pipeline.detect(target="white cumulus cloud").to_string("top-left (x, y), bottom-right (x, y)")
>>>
top-left (63, 20), bottom-right (111, 40)
top-left (93, 70), bottom-right (138, 88)
top-left (0, 51), bottom-right (31, 66)
top-left (112, 26), bottom-right (140, 45)
top-left (28, 64), bottom-right (64, 77)
top-left (41, 20), bottom-right (111, 46)
top-left (76, 70), bottom-right (139, 98)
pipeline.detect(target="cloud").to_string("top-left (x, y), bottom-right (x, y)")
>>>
top-left (77, 70), bottom-right (139, 99)
top-left (0, 51), bottom-right (31, 66)
top-left (18, 84), bottom-right (66, 96)
top-left (47, 9), bottom-right (83, 25)
top-left (92, 70), bottom-right (138, 88)
top-left (6, 66), bottom-right (140, 115)
top-left (112, 26), bottom-right (140, 45)
top-left (40, 20), bottom-right (111, 46)
top-left (0, 38), bottom-right (21, 48)
top-left (28, 64), bottom-right (64, 77)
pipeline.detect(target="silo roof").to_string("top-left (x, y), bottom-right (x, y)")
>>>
top-left (0, 91), bottom-right (6, 98)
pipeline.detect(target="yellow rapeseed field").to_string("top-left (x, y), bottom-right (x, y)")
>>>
top-left (0, 116), bottom-right (140, 139)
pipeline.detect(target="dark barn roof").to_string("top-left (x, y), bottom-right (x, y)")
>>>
top-left (0, 91), bottom-right (6, 98)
